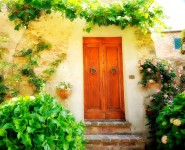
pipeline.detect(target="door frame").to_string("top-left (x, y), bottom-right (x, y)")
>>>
top-left (83, 37), bottom-right (125, 120)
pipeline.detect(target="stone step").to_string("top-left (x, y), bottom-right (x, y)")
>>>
top-left (84, 134), bottom-right (147, 150)
top-left (84, 120), bottom-right (131, 134)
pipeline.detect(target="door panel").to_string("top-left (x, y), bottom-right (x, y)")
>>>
top-left (86, 46), bottom-right (100, 109)
top-left (84, 37), bottom-right (124, 120)
top-left (106, 46), bottom-right (120, 110)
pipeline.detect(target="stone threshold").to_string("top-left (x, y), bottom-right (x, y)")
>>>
top-left (84, 120), bottom-right (131, 126)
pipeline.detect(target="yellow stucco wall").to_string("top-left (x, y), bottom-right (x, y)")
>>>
top-left (0, 11), bottom-right (155, 133)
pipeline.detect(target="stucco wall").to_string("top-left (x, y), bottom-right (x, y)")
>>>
top-left (152, 31), bottom-right (183, 59)
top-left (0, 12), bottom-right (155, 133)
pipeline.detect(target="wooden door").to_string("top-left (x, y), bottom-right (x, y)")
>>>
top-left (83, 37), bottom-right (124, 119)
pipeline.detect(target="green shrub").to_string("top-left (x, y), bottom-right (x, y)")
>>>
top-left (156, 93), bottom-right (185, 150)
top-left (0, 93), bottom-right (85, 150)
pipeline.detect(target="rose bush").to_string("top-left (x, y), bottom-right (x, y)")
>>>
top-left (139, 58), bottom-right (180, 149)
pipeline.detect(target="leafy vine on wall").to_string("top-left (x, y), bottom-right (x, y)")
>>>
top-left (181, 29), bottom-right (185, 54)
top-left (0, 33), bottom-right (66, 102)
top-left (15, 37), bottom-right (66, 94)
top-left (0, 0), bottom-right (166, 33)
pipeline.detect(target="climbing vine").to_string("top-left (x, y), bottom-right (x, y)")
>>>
top-left (181, 29), bottom-right (185, 54)
top-left (0, 33), bottom-right (66, 101)
top-left (139, 58), bottom-right (181, 148)
top-left (15, 37), bottom-right (66, 94)
top-left (0, 33), bottom-right (21, 102)
top-left (1, 0), bottom-right (166, 33)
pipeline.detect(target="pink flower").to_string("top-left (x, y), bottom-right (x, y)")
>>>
top-left (156, 89), bottom-right (160, 93)
top-left (179, 74), bottom-right (182, 77)
top-left (168, 100), bottom-right (172, 104)
top-left (141, 60), bottom-right (146, 65)
top-left (148, 79), bottom-right (155, 83)
top-left (164, 66), bottom-right (168, 70)
top-left (152, 61), bottom-right (157, 66)
top-left (160, 74), bottom-right (163, 78)
top-left (164, 94), bottom-right (168, 98)
top-left (179, 66), bottom-right (183, 71)
top-left (139, 67), bottom-right (143, 70)
top-left (149, 96), bottom-right (154, 101)
top-left (147, 68), bottom-right (151, 72)
top-left (168, 70), bottom-right (171, 73)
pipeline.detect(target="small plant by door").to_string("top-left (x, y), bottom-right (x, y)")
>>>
top-left (56, 82), bottom-right (72, 99)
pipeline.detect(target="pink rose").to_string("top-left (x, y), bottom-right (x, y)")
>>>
top-left (164, 94), bottom-right (168, 98)
top-left (139, 67), bottom-right (143, 70)
top-left (147, 68), bottom-right (151, 72)
top-left (156, 89), bottom-right (160, 93)
top-left (141, 60), bottom-right (146, 65)
top-left (164, 66), bottom-right (168, 70)
top-left (160, 74), bottom-right (163, 78)
top-left (149, 96), bottom-right (154, 101)
top-left (179, 66), bottom-right (183, 71)
top-left (152, 61), bottom-right (157, 66)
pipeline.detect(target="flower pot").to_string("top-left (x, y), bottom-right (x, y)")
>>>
top-left (56, 89), bottom-right (71, 99)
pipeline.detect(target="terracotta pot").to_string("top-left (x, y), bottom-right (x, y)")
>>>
top-left (56, 89), bottom-right (71, 99)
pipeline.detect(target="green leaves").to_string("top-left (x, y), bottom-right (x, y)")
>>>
top-left (22, 133), bottom-right (32, 147)
top-left (156, 93), bottom-right (185, 149)
top-left (0, 93), bottom-right (85, 149)
top-left (3, 0), bottom-right (166, 33)
top-left (0, 128), bottom-right (7, 137)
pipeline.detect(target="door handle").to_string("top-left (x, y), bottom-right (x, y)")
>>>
top-left (110, 67), bottom-right (117, 74)
top-left (90, 67), bottom-right (97, 74)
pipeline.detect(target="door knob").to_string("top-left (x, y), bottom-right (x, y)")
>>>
top-left (90, 67), bottom-right (97, 74)
top-left (110, 67), bottom-right (117, 74)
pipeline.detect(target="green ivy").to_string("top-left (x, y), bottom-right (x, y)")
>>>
top-left (0, 75), bottom-right (9, 102)
top-left (1, 0), bottom-right (166, 33)
top-left (42, 53), bottom-right (66, 80)
top-left (17, 37), bottom-right (66, 94)
top-left (181, 30), bottom-right (185, 54)
top-left (0, 62), bottom-right (21, 102)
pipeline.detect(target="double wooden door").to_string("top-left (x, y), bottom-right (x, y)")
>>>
top-left (83, 37), bottom-right (124, 119)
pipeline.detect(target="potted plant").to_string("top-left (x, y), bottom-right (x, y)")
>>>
top-left (56, 81), bottom-right (72, 99)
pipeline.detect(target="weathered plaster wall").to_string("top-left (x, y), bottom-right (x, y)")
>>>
top-left (152, 31), bottom-right (184, 60)
top-left (152, 31), bottom-right (185, 77)
top-left (0, 11), bottom-right (155, 133)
